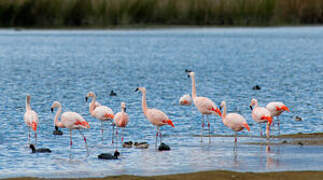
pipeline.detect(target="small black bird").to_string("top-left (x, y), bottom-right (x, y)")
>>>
top-left (158, 143), bottom-right (171, 151)
top-left (53, 126), bottom-right (63, 136)
top-left (98, 150), bottom-right (120, 160)
top-left (30, 144), bottom-right (51, 153)
top-left (109, 90), bottom-right (117, 96)
top-left (252, 85), bottom-right (261, 90)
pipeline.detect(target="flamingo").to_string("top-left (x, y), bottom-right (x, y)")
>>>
top-left (135, 87), bottom-right (175, 149)
top-left (250, 98), bottom-right (273, 138)
top-left (266, 102), bottom-right (290, 134)
top-left (85, 92), bottom-right (114, 142)
top-left (186, 70), bottom-right (221, 142)
top-left (179, 94), bottom-right (193, 106)
top-left (113, 102), bottom-right (129, 150)
top-left (219, 101), bottom-right (250, 145)
top-left (51, 101), bottom-right (90, 155)
top-left (24, 95), bottom-right (38, 145)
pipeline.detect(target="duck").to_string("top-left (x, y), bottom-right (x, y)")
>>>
top-left (29, 144), bottom-right (51, 153)
top-left (98, 150), bottom-right (120, 160)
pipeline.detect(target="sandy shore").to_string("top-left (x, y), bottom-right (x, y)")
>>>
top-left (6, 170), bottom-right (323, 180)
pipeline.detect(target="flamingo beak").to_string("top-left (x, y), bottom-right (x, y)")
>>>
top-left (51, 108), bottom-right (54, 112)
top-left (215, 108), bottom-right (222, 117)
top-left (82, 121), bottom-right (90, 128)
top-left (85, 97), bottom-right (88, 102)
top-left (249, 105), bottom-right (253, 110)
top-left (281, 105), bottom-right (290, 112)
top-left (135, 88), bottom-right (139, 92)
top-left (267, 117), bottom-right (273, 125)
top-left (105, 113), bottom-right (114, 119)
top-left (167, 119), bottom-right (175, 127)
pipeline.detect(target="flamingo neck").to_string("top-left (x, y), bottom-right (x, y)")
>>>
top-left (141, 91), bottom-right (148, 117)
top-left (26, 98), bottom-right (31, 111)
top-left (89, 95), bottom-right (97, 115)
top-left (191, 75), bottom-right (197, 99)
top-left (254, 100), bottom-right (258, 108)
top-left (54, 106), bottom-right (64, 128)
top-left (222, 104), bottom-right (227, 119)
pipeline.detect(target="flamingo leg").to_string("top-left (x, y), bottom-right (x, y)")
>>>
top-left (78, 129), bottom-right (89, 156)
top-left (235, 132), bottom-right (237, 143)
top-left (158, 127), bottom-right (162, 144)
top-left (70, 129), bottom-right (73, 155)
top-left (35, 131), bottom-right (37, 145)
top-left (112, 123), bottom-right (115, 144)
top-left (116, 126), bottom-right (118, 150)
top-left (259, 124), bottom-right (263, 137)
top-left (207, 115), bottom-right (211, 143)
top-left (101, 121), bottom-right (104, 142)
top-left (266, 122), bottom-right (270, 139)
top-left (121, 128), bottom-right (124, 143)
top-left (277, 117), bottom-right (280, 136)
top-left (155, 127), bottom-right (158, 149)
top-left (27, 127), bottom-right (31, 145)
top-left (201, 115), bottom-right (205, 142)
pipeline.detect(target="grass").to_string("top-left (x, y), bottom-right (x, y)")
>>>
top-left (0, 0), bottom-right (323, 28)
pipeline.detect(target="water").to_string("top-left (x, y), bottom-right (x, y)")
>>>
top-left (0, 27), bottom-right (323, 178)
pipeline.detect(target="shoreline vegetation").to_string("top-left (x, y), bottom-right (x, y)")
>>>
top-left (1, 0), bottom-right (323, 28)
top-left (7, 171), bottom-right (323, 180)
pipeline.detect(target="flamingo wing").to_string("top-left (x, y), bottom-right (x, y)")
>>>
top-left (194, 96), bottom-right (218, 114)
top-left (61, 112), bottom-right (89, 129)
top-left (93, 106), bottom-right (114, 120)
top-left (146, 108), bottom-right (169, 126)
top-left (226, 113), bottom-right (249, 131)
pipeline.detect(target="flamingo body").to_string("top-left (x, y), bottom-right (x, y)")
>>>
top-left (60, 112), bottom-right (89, 129)
top-left (179, 94), bottom-right (192, 106)
top-left (266, 102), bottom-right (290, 117)
top-left (24, 110), bottom-right (38, 131)
top-left (223, 113), bottom-right (249, 132)
top-left (92, 106), bottom-right (114, 121)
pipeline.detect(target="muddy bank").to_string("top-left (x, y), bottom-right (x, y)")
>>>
top-left (7, 170), bottom-right (323, 180)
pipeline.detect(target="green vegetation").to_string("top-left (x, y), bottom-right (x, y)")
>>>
top-left (0, 0), bottom-right (323, 28)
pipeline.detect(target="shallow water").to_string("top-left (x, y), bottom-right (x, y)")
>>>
top-left (0, 27), bottom-right (323, 178)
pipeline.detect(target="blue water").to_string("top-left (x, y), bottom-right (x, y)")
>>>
top-left (0, 27), bottom-right (323, 178)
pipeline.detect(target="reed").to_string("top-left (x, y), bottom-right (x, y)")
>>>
top-left (0, 0), bottom-right (323, 27)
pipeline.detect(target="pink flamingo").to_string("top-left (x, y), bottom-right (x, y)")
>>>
top-left (85, 92), bottom-right (114, 142)
top-left (250, 98), bottom-right (273, 138)
top-left (135, 87), bottom-right (175, 149)
top-left (179, 94), bottom-right (192, 106)
top-left (113, 102), bottom-right (129, 150)
top-left (266, 102), bottom-right (290, 133)
top-left (51, 101), bottom-right (90, 155)
top-left (186, 70), bottom-right (221, 142)
top-left (24, 95), bottom-right (38, 145)
top-left (219, 101), bottom-right (250, 144)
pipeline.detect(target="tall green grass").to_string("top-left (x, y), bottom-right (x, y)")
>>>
top-left (0, 0), bottom-right (323, 27)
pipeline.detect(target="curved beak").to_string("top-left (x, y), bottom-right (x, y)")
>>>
top-left (249, 105), bottom-right (253, 110)
top-left (135, 88), bottom-right (139, 92)
top-left (85, 97), bottom-right (88, 102)
top-left (51, 108), bottom-right (54, 112)
top-left (124, 107), bottom-right (127, 112)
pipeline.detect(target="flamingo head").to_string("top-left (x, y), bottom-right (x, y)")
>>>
top-left (249, 98), bottom-right (257, 110)
top-left (121, 102), bottom-right (126, 112)
top-left (219, 101), bottom-right (226, 110)
top-left (51, 101), bottom-right (61, 112)
top-left (26, 94), bottom-right (31, 102)
top-left (135, 87), bottom-right (146, 93)
top-left (185, 70), bottom-right (194, 78)
top-left (85, 91), bottom-right (95, 102)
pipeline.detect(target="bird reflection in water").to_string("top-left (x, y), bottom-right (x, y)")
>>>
top-left (265, 141), bottom-right (280, 169)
